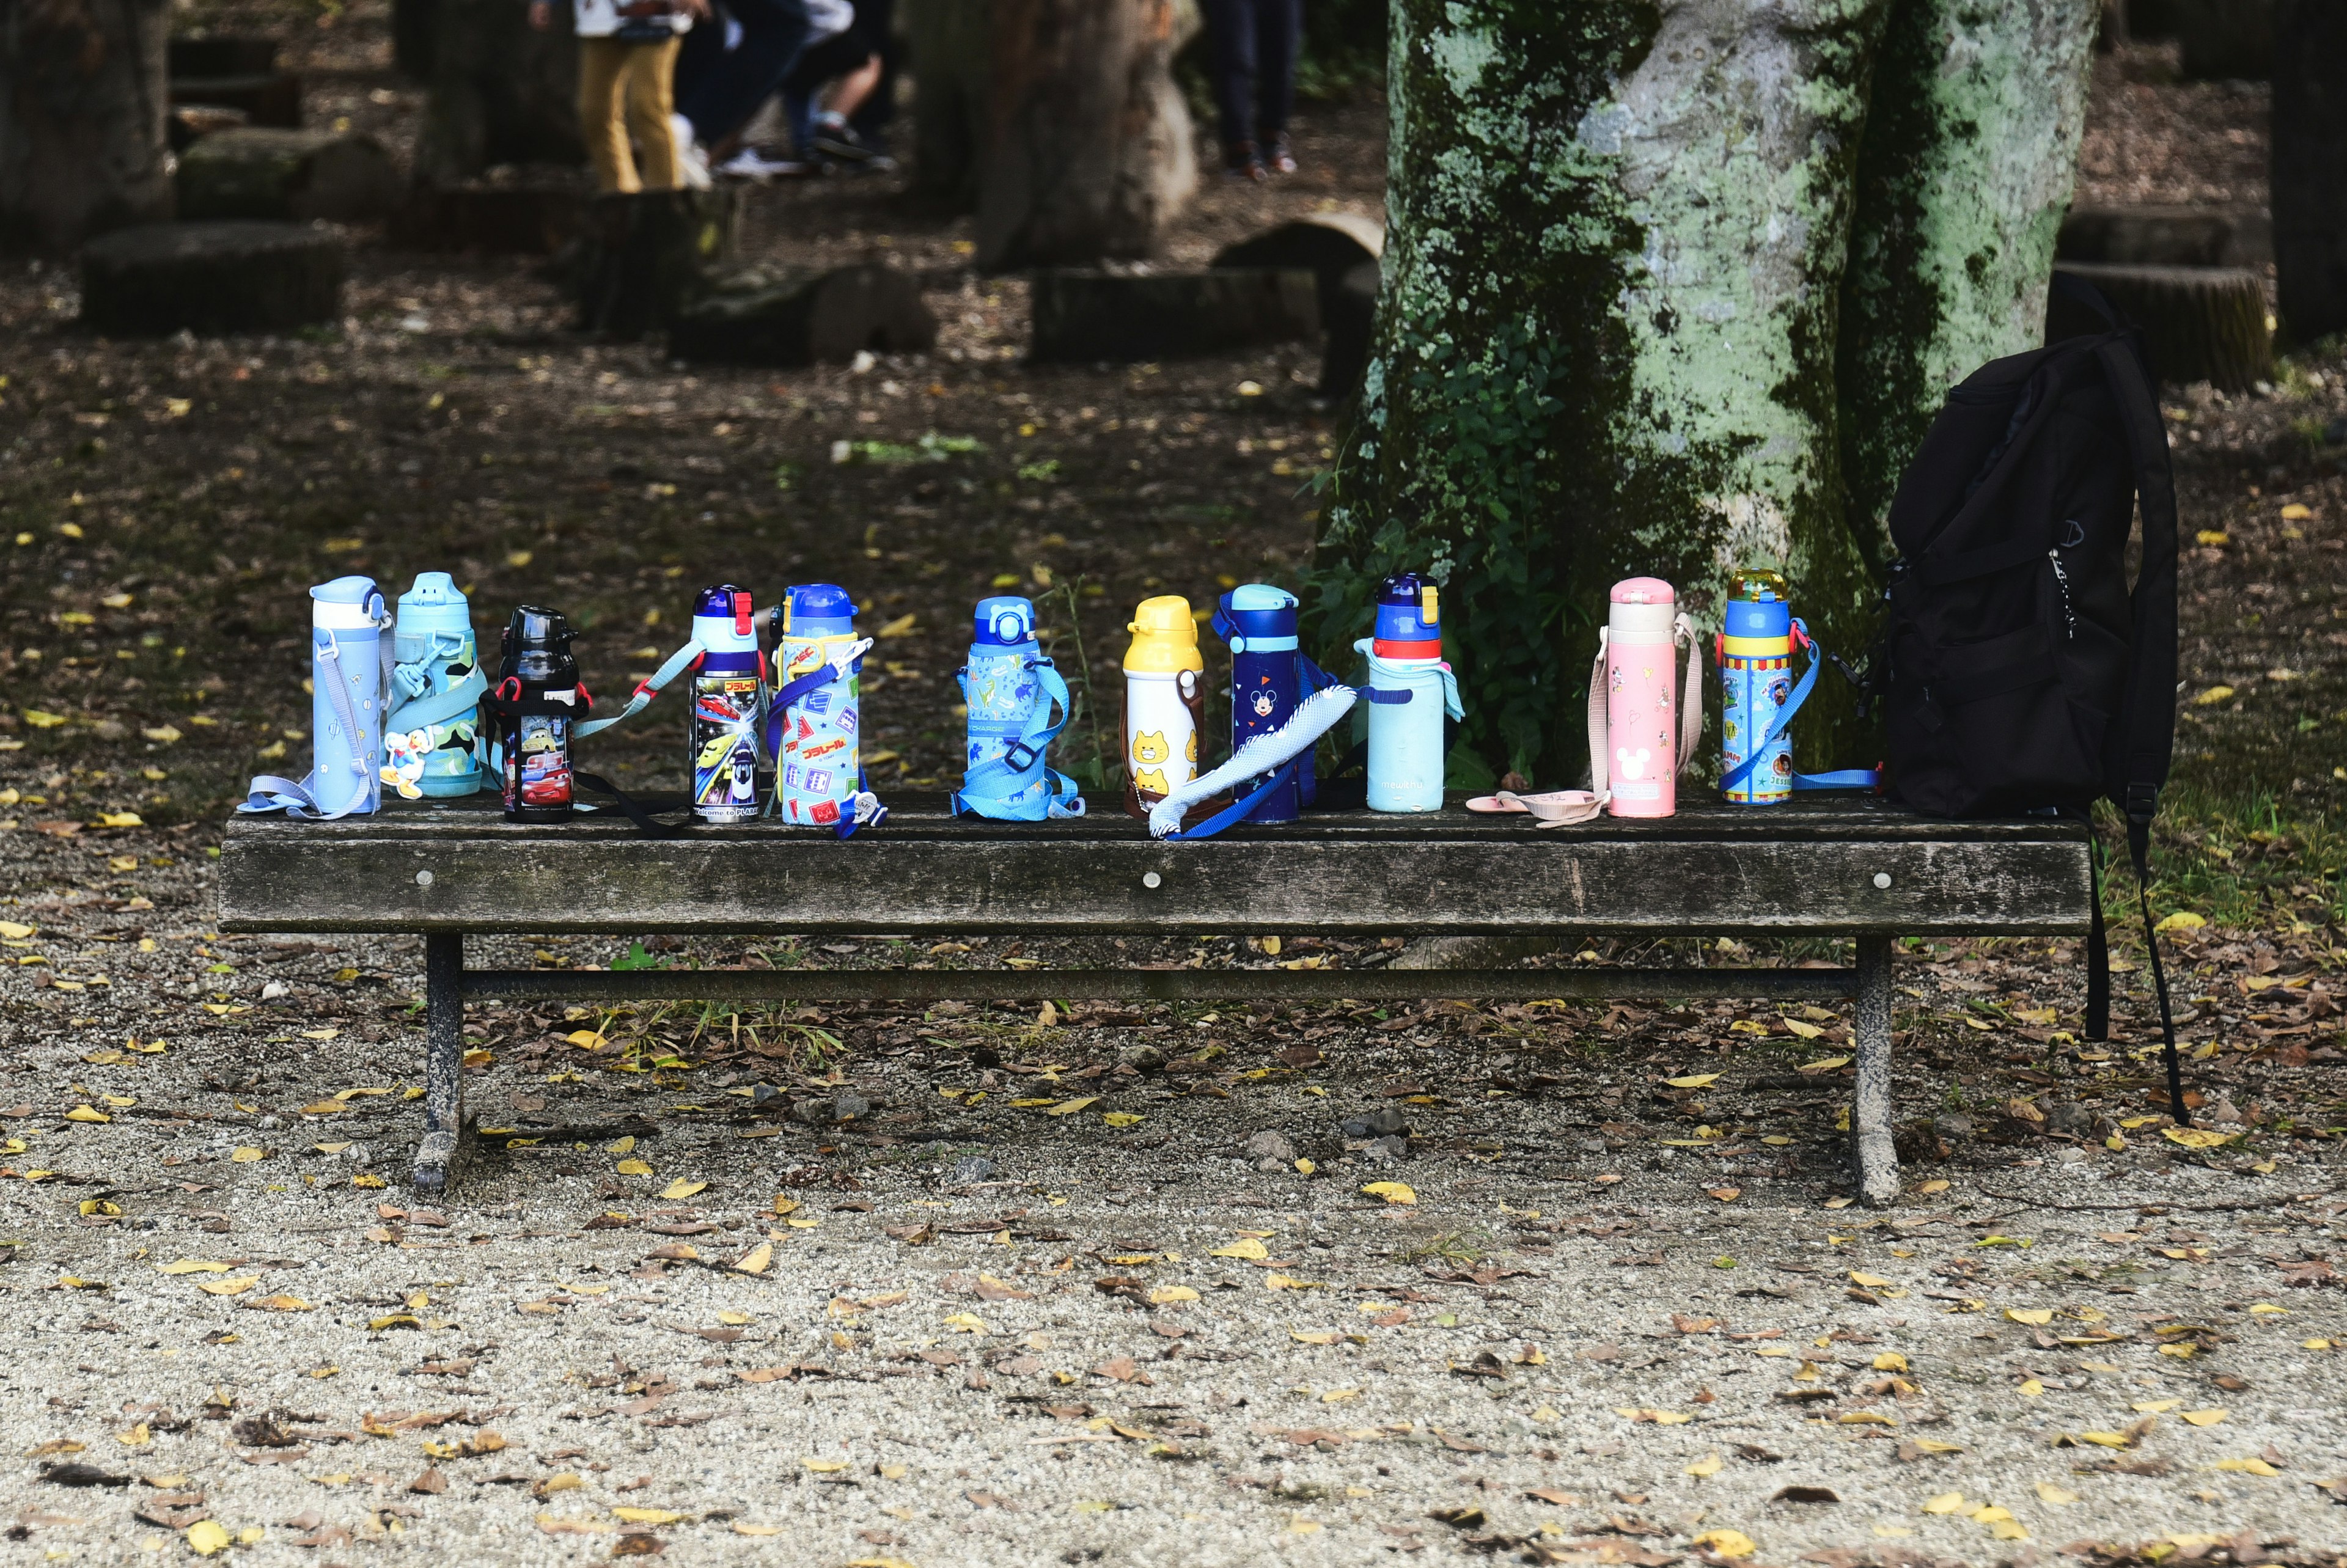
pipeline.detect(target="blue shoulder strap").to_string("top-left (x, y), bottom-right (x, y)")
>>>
top-left (951, 659), bottom-right (1085, 821)
top-left (1719, 619), bottom-right (1879, 795)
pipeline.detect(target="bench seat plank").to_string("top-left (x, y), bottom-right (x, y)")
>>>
top-left (218, 796), bottom-right (2090, 938)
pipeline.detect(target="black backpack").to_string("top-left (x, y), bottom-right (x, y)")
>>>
top-left (1879, 281), bottom-right (2187, 1121)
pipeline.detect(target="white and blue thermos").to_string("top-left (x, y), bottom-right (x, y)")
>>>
top-left (309, 575), bottom-right (389, 817)
top-left (1353, 572), bottom-right (1461, 813)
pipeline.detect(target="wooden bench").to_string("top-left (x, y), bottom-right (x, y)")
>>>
top-left (216, 795), bottom-right (2092, 1204)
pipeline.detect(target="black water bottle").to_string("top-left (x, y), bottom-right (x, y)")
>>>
top-left (495, 605), bottom-right (580, 823)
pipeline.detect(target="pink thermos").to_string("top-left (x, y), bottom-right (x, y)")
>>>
top-left (1601, 577), bottom-right (1697, 817)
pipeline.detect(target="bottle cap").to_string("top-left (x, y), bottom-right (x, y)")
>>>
top-left (1214, 584), bottom-right (1298, 649)
top-left (1123, 595), bottom-right (1203, 675)
top-left (972, 595), bottom-right (1036, 651)
top-left (784, 582), bottom-right (857, 639)
top-left (312, 575), bottom-right (382, 631)
top-left (1608, 576), bottom-right (1677, 642)
top-left (395, 572), bottom-right (472, 646)
top-left (1722, 594), bottom-right (1792, 642)
top-left (1728, 565), bottom-right (1791, 603)
top-left (1373, 573), bottom-right (1440, 651)
top-left (692, 583), bottom-right (760, 653)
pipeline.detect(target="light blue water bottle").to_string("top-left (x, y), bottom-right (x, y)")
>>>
top-left (1352, 573), bottom-right (1461, 813)
top-left (385, 572), bottom-right (486, 799)
top-left (239, 574), bottom-right (392, 819)
top-left (951, 595), bottom-right (1084, 820)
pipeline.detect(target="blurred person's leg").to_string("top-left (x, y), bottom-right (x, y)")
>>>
top-left (624, 35), bottom-right (684, 189)
top-left (1257, 0), bottom-right (1299, 172)
top-left (1201, 0), bottom-right (1265, 178)
top-left (677, 0), bottom-right (812, 151)
top-left (578, 37), bottom-right (641, 192)
top-left (843, 0), bottom-right (898, 145)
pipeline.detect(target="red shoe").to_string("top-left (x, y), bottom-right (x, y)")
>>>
top-left (1222, 140), bottom-right (1266, 182)
top-left (1262, 133), bottom-right (1297, 175)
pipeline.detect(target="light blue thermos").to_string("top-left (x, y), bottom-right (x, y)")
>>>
top-left (386, 572), bottom-right (486, 798)
top-left (1353, 573), bottom-right (1461, 813)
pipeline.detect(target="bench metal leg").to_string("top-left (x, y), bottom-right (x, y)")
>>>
top-left (412, 932), bottom-right (471, 1193)
top-left (1853, 934), bottom-right (1899, 1207)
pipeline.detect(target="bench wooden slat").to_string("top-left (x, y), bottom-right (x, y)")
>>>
top-left (219, 803), bottom-right (2089, 938)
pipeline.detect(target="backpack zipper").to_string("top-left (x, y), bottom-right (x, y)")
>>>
top-left (2048, 548), bottom-right (2077, 640)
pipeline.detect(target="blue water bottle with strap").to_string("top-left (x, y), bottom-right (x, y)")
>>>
top-left (239, 575), bottom-right (392, 819)
top-left (1211, 584), bottom-right (1332, 824)
top-left (1353, 573), bottom-right (1461, 813)
top-left (1717, 567), bottom-right (1879, 803)
top-left (952, 595), bottom-right (1084, 821)
top-left (384, 572), bottom-right (486, 799)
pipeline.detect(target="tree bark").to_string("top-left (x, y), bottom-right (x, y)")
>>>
top-left (1315, 1), bottom-right (1894, 783)
top-left (0, 0), bottom-right (174, 254)
top-left (2273, 0), bottom-right (2347, 343)
top-left (905, 0), bottom-right (992, 210)
top-left (414, 0), bottom-right (582, 188)
top-left (975, 0), bottom-right (1196, 269)
top-left (1837, 0), bottom-right (2098, 571)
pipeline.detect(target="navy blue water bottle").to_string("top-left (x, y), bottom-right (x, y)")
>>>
top-left (1213, 584), bottom-right (1306, 823)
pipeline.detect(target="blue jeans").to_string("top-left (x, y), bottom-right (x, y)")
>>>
top-left (1202, 0), bottom-right (1300, 148)
top-left (674, 0), bottom-right (812, 148)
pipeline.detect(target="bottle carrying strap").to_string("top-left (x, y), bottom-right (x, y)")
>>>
top-left (951, 659), bottom-right (1085, 821)
top-left (1156, 683), bottom-right (1358, 840)
top-left (387, 652), bottom-right (488, 739)
top-left (761, 636), bottom-right (873, 760)
top-left (239, 601), bottom-right (393, 819)
top-left (1717, 618), bottom-right (1881, 796)
top-left (573, 639), bottom-right (706, 739)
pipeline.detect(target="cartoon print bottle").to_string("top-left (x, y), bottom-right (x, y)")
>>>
top-left (386, 571), bottom-right (485, 800)
top-left (495, 605), bottom-right (579, 824)
top-left (1604, 577), bottom-right (1681, 818)
top-left (1719, 568), bottom-right (1797, 805)
top-left (1213, 584), bottom-right (1305, 824)
top-left (1121, 595), bottom-right (1205, 818)
top-left (775, 582), bottom-right (864, 827)
top-left (688, 584), bottom-right (766, 825)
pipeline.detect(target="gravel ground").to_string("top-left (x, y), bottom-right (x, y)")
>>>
top-left (4, 823), bottom-right (2345, 1566)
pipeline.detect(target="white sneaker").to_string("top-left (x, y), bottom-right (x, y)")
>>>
top-left (715, 147), bottom-right (810, 181)
top-left (670, 113), bottom-right (712, 190)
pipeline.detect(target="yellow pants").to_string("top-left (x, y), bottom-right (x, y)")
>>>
top-left (578, 35), bottom-right (681, 194)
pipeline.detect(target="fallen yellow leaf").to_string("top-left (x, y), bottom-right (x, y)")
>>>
top-left (1102, 1112), bottom-right (1144, 1129)
top-left (2180, 1409), bottom-right (2227, 1427)
top-left (198, 1277), bottom-right (260, 1296)
top-left (2163, 1127), bottom-right (2231, 1150)
top-left (1849, 1271), bottom-right (1895, 1288)
top-left (733, 1243), bottom-right (774, 1276)
top-left (1150, 1286), bottom-right (1199, 1305)
top-left (1684, 1452), bottom-right (1723, 1478)
top-left (1045, 1097), bottom-right (1098, 1116)
top-left (158, 1259), bottom-right (233, 1275)
top-left (613, 1508), bottom-right (686, 1525)
top-left (230, 1146), bottom-right (265, 1163)
top-left (1361, 1181), bottom-right (1416, 1206)
top-left (1666, 1073), bottom-right (1721, 1088)
top-left (2005, 1307), bottom-right (2054, 1325)
top-left (615, 1158), bottom-right (652, 1176)
top-left (1211, 1237), bottom-right (1269, 1260)
top-left (1921, 1493), bottom-right (1966, 1515)
top-left (2216, 1457), bottom-right (2279, 1476)
top-left (803, 1459), bottom-right (851, 1473)
top-left (186, 1519), bottom-right (232, 1556)
top-left (2035, 1482), bottom-right (2078, 1505)
top-left (1692, 1530), bottom-right (1755, 1558)
top-left (659, 1179), bottom-right (707, 1200)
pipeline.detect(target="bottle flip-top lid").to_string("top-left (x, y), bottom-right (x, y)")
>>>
top-left (1722, 593), bottom-right (1791, 642)
top-left (784, 582), bottom-right (856, 639)
top-left (1214, 583), bottom-right (1297, 650)
top-left (312, 574), bottom-right (382, 631)
top-left (1608, 576), bottom-right (1677, 642)
top-left (1373, 573), bottom-right (1440, 656)
top-left (691, 584), bottom-right (760, 653)
top-left (972, 595), bottom-right (1036, 651)
top-left (397, 571), bottom-right (472, 637)
top-left (1125, 595), bottom-right (1203, 674)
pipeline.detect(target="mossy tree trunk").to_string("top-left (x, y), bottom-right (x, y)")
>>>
top-left (1313, 0), bottom-right (2101, 786)
top-left (1313, 0), bottom-right (1893, 784)
top-left (1839, 0), bottom-right (2099, 568)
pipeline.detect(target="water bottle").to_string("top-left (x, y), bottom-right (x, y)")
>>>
top-left (774, 582), bottom-right (864, 827)
top-left (952, 595), bottom-right (1084, 819)
top-left (1719, 568), bottom-right (1796, 805)
top-left (1213, 583), bottom-right (1305, 824)
top-left (688, 584), bottom-right (767, 824)
top-left (494, 605), bottom-right (581, 823)
top-left (1353, 573), bottom-right (1460, 813)
top-left (386, 571), bottom-right (485, 800)
top-left (1603, 577), bottom-right (1689, 818)
top-left (306, 574), bottom-right (390, 816)
top-left (1122, 595), bottom-right (1204, 818)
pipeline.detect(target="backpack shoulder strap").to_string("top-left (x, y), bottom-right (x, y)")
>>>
top-left (2093, 337), bottom-right (2179, 877)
